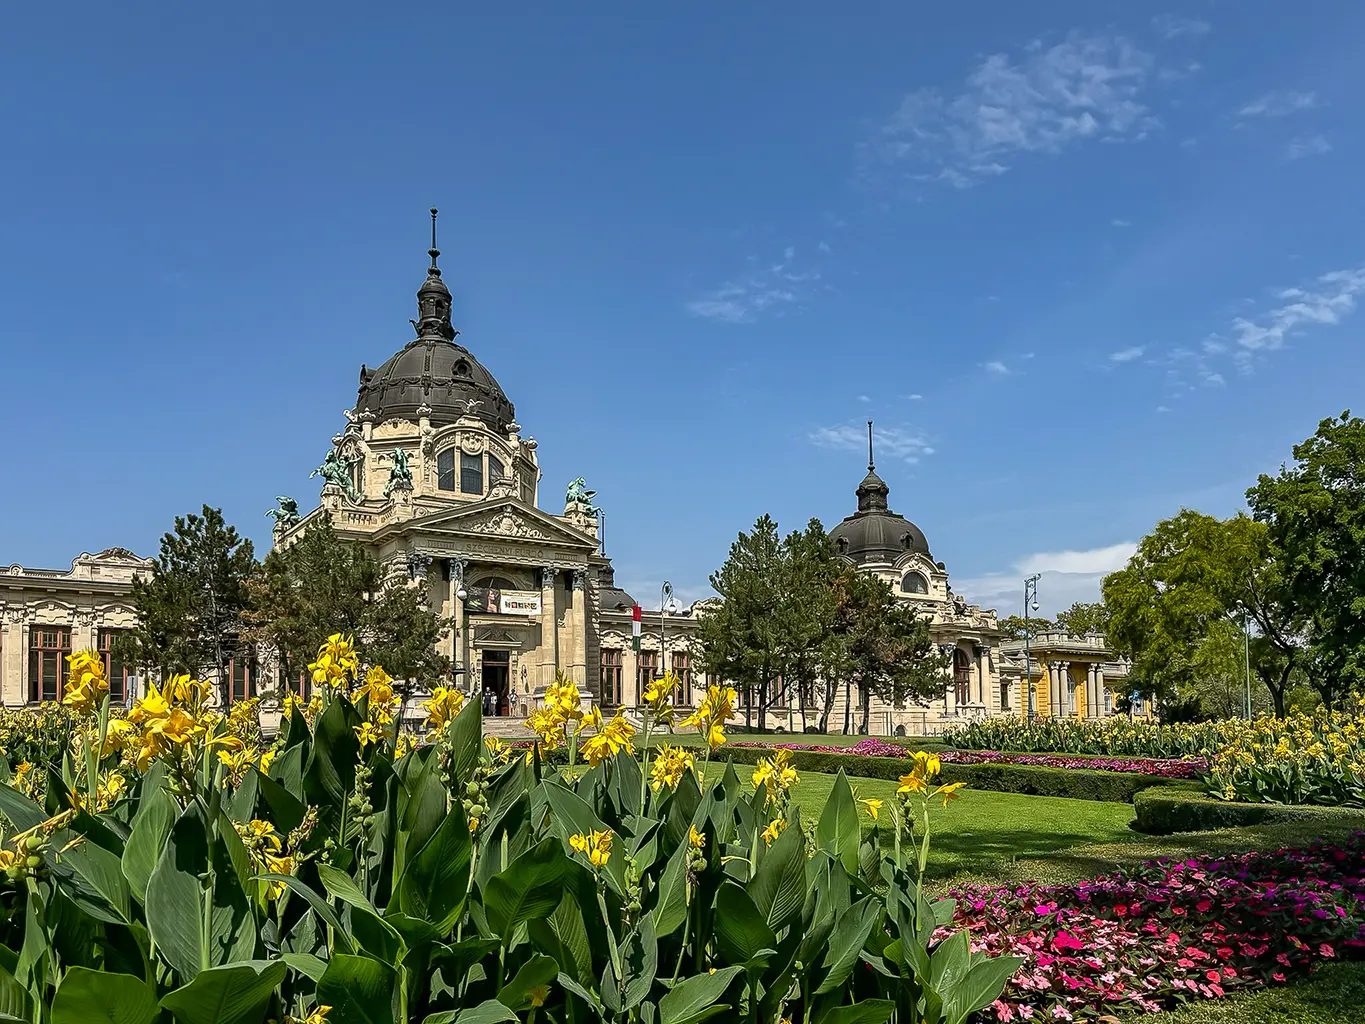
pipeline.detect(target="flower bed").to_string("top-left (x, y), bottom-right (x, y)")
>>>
top-left (734, 737), bottom-right (910, 758)
top-left (943, 716), bottom-right (1232, 759)
top-left (942, 750), bottom-right (1206, 779)
top-left (948, 835), bottom-right (1365, 1019)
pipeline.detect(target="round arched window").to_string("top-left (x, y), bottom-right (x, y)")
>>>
top-left (901, 571), bottom-right (928, 595)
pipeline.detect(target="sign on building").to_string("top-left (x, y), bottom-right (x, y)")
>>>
top-left (498, 590), bottom-right (542, 617)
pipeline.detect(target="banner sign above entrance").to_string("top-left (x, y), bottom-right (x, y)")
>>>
top-left (498, 590), bottom-right (542, 617)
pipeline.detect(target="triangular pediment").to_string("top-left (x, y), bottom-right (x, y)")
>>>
top-left (391, 498), bottom-right (596, 550)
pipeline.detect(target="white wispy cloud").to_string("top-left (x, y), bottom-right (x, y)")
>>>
top-left (1238, 90), bottom-right (1318, 117)
top-left (687, 246), bottom-right (822, 324)
top-left (810, 423), bottom-right (935, 463)
top-left (1151, 14), bottom-right (1210, 40)
top-left (1111, 218), bottom-right (1132, 228)
top-left (863, 32), bottom-right (1159, 188)
top-left (983, 360), bottom-right (1010, 375)
top-left (1230, 267), bottom-right (1365, 353)
top-left (955, 542), bottom-right (1137, 615)
top-left (1287, 134), bottom-right (1332, 160)
top-left (1108, 345), bottom-right (1145, 363)
top-left (905, 393), bottom-right (923, 401)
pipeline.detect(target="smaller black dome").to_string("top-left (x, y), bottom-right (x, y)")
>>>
top-left (829, 465), bottom-right (931, 565)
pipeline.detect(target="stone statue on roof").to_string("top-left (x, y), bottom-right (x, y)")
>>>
top-left (265, 496), bottom-right (301, 529)
top-left (383, 447), bottom-right (414, 498)
top-left (311, 447), bottom-right (359, 501)
top-left (565, 477), bottom-right (599, 514)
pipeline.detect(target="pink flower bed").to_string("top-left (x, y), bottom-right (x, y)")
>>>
top-left (734, 739), bottom-right (1205, 777)
top-left (940, 749), bottom-right (1206, 779)
top-left (946, 836), bottom-right (1365, 1019)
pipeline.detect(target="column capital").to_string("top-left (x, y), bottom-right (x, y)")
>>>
top-left (570, 568), bottom-right (587, 591)
top-left (538, 566), bottom-right (557, 589)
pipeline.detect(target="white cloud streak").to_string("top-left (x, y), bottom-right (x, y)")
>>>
top-left (1238, 91), bottom-right (1318, 117)
top-left (983, 360), bottom-right (1010, 375)
top-left (1108, 345), bottom-right (1145, 363)
top-left (687, 246), bottom-right (822, 324)
top-left (1151, 14), bottom-right (1211, 40)
top-left (810, 423), bottom-right (935, 463)
top-left (954, 542), bottom-right (1136, 615)
top-left (1230, 268), bottom-right (1365, 353)
top-left (1287, 134), bottom-right (1332, 160)
top-left (864, 32), bottom-right (1159, 188)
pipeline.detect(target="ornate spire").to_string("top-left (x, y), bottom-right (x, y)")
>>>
top-left (855, 419), bottom-right (890, 513)
top-left (415, 207), bottom-right (456, 341)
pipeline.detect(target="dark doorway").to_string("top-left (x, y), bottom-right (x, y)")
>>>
top-left (482, 651), bottom-right (511, 716)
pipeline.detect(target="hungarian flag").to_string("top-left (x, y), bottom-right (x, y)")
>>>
top-left (631, 605), bottom-right (642, 653)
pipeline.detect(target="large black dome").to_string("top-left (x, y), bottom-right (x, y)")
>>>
top-left (355, 337), bottom-right (515, 432)
top-left (828, 465), bottom-right (931, 565)
top-left (354, 211), bottom-right (515, 432)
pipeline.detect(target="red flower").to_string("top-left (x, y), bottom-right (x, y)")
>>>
top-left (1216, 947), bottom-right (1233, 960)
top-left (1195, 900), bottom-right (1212, 913)
top-left (1206, 970), bottom-right (1222, 983)
top-left (1052, 932), bottom-right (1086, 952)
top-left (1320, 943), bottom-right (1336, 958)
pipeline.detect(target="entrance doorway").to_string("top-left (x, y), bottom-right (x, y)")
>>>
top-left (481, 651), bottom-right (511, 716)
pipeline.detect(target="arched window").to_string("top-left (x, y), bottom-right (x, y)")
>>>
top-left (901, 571), bottom-right (928, 595)
top-left (953, 647), bottom-right (972, 707)
top-left (437, 449), bottom-right (455, 491)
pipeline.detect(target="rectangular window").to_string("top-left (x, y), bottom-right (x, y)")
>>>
top-left (229, 656), bottom-right (255, 703)
top-left (636, 651), bottom-right (658, 696)
top-left (437, 449), bottom-right (455, 491)
top-left (488, 454), bottom-right (504, 487)
top-left (460, 451), bottom-right (483, 494)
top-left (671, 651), bottom-right (691, 704)
top-left (999, 681), bottom-right (1009, 711)
top-left (98, 628), bottom-right (129, 704)
top-left (600, 649), bottom-right (623, 705)
top-left (29, 626), bottom-right (71, 703)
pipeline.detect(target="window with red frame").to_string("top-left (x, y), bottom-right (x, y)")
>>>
top-left (600, 648), bottom-right (623, 705)
top-left (98, 628), bottom-right (129, 703)
top-left (29, 626), bottom-right (70, 703)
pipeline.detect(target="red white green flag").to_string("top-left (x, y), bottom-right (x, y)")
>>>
top-left (631, 605), bottom-right (641, 653)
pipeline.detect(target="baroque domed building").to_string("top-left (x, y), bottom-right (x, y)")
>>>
top-left (271, 211), bottom-right (705, 718)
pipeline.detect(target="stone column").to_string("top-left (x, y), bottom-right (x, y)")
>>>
top-left (1048, 662), bottom-right (1062, 719)
top-left (568, 569), bottom-right (587, 687)
top-left (623, 646), bottom-right (640, 707)
top-left (975, 645), bottom-right (987, 706)
top-left (538, 566), bottom-right (557, 689)
top-left (943, 645), bottom-right (956, 717)
top-left (1060, 661), bottom-right (1074, 717)
top-left (1, 612), bottom-right (24, 707)
top-left (448, 559), bottom-right (466, 692)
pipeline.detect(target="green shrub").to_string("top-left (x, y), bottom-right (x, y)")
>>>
top-left (1134, 786), bottom-right (1365, 835)
top-left (719, 746), bottom-right (1174, 803)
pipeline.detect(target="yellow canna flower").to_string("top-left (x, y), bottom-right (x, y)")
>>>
top-left (761, 817), bottom-right (786, 846)
top-left (353, 721), bottom-right (384, 747)
top-left (934, 781), bottom-right (966, 808)
top-left (689, 824), bottom-right (706, 849)
top-left (568, 829), bottom-right (613, 868)
top-left (861, 798), bottom-right (883, 820)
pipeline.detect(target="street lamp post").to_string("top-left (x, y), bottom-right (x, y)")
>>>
top-left (659, 581), bottom-right (677, 695)
top-left (1023, 574), bottom-right (1041, 720)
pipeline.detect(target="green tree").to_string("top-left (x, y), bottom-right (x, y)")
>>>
top-left (248, 519), bottom-right (452, 705)
top-left (1102, 510), bottom-right (1299, 716)
top-left (1248, 410), bottom-right (1365, 708)
top-left (996, 614), bottom-right (1054, 641)
top-left (1054, 600), bottom-right (1108, 636)
top-left (123, 505), bottom-right (257, 706)
top-left (698, 514), bottom-right (788, 729)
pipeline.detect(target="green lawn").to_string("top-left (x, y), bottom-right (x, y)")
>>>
top-left (647, 731), bottom-right (916, 749)
top-left (1131, 962), bottom-right (1365, 1023)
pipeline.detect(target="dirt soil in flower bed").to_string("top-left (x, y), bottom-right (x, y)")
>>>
top-left (736, 738), bottom-right (1207, 778)
top-left (947, 834), bottom-right (1365, 1021)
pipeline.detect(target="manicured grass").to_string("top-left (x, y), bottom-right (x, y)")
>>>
top-left (1132, 961), bottom-right (1365, 1023)
top-left (649, 731), bottom-right (916, 749)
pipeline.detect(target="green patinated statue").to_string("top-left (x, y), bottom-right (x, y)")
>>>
top-left (311, 448), bottom-right (359, 501)
top-left (265, 496), bottom-right (301, 529)
top-left (565, 476), bottom-right (599, 514)
top-left (384, 447), bottom-right (414, 498)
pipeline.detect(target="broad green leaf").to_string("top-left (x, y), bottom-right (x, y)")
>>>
top-left (497, 953), bottom-right (558, 1011)
top-left (483, 837), bottom-right (572, 941)
top-left (651, 838), bottom-right (689, 937)
top-left (52, 967), bottom-right (156, 1024)
top-left (0, 962), bottom-right (28, 1024)
top-left (944, 955), bottom-right (1025, 1024)
top-left (122, 785), bottom-right (177, 902)
top-left (396, 802), bottom-right (472, 932)
top-left (814, 770), bottom-right (860, 874)
top-left (316, 954), bottom-right (396, 1024)
top-left (447, 693), bottom-right (483, 785)
top-left (317, 862), bottom-right (377, 913)
top-left (422, 1000), bottom-right (517, 1024)
top-left (658, 966), bottom-right (743, 1024)
top-left (0, 780), bottom-right (45, 832)
top-left (815, 898), bottom-right (880, 995)
top-left (159, 959), bottom-right (288, 1024)
top-left (146, 804), bottom-right (256, 980)
top-left (928, 929), bottom-right (971, 994)
top-left (253, 769), bottom-right (306, 839)
top-left (748, 808), bottom-right (805, 931)
top-left (815, 1000), bottom-right (896, 1024)
top-left (222, 767), bottom-right (259, 824)
top-left (712, 882), bottom-right (775, 965)
top-left (48, 821), bottom-right (133, 924)
top-left (279, 952), bottom-right (327, 981)
top-left (541, 782), bottom-right (626, 895)
top-left (256, 875), bottom-right (354, 955)
top-left (304, 697), bottom-right (361, 811)
top-left (620, 914), bottom-right (657, 1009)
top-left (430, 937), bottom-right (501, 992)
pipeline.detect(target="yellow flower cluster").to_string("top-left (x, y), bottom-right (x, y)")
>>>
top-left (233, 819), bottom-right (297, 900)
top-left (681, 684), bottom-right (737, 751)
top-left (62, 651), bottom-right (110, 717)
top-left (1208, 700), bottom-right (1365, 806)
top-left (649, 744), bottom-right (696, 791)
top-left (308, 633), bottom-right (360, 689)
top-left (128, 675), bottom-right (225, 772)
top-left (218, 745), bottom-right (276, 787)
top-left (569, 828), bottom-right (613, 868)
top-left (421, 686), bottom-right (465, 732)
top-left (896, 750), bottom-right (965, 809)
top-left (525, 674), bottom-right (584, 750)
top-left (761, 816), bottom-right (786, 846)
top-left (579, 712), bottom-right (636, 767)
top-left (642, 671), bottom-right (679, 728)
top-left (752, 748), bottom-right (799, 806)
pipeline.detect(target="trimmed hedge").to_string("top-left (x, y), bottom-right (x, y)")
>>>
top-left (715, 745), bottom-right (1175, 804)
top-left (1134, 786), bottom-right (1365, 835)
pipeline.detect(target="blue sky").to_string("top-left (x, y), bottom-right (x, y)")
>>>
top-left (2, 2), bottom-right (1363, 616)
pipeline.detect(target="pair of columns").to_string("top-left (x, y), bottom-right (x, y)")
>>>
top-left (1047, 661), bottom-right (1106, 719)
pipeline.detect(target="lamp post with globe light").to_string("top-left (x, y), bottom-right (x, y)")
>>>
top-left (659, 581), bottom-right (678, 698)
top-left (1023, 574), bottom-right (1041, 720)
